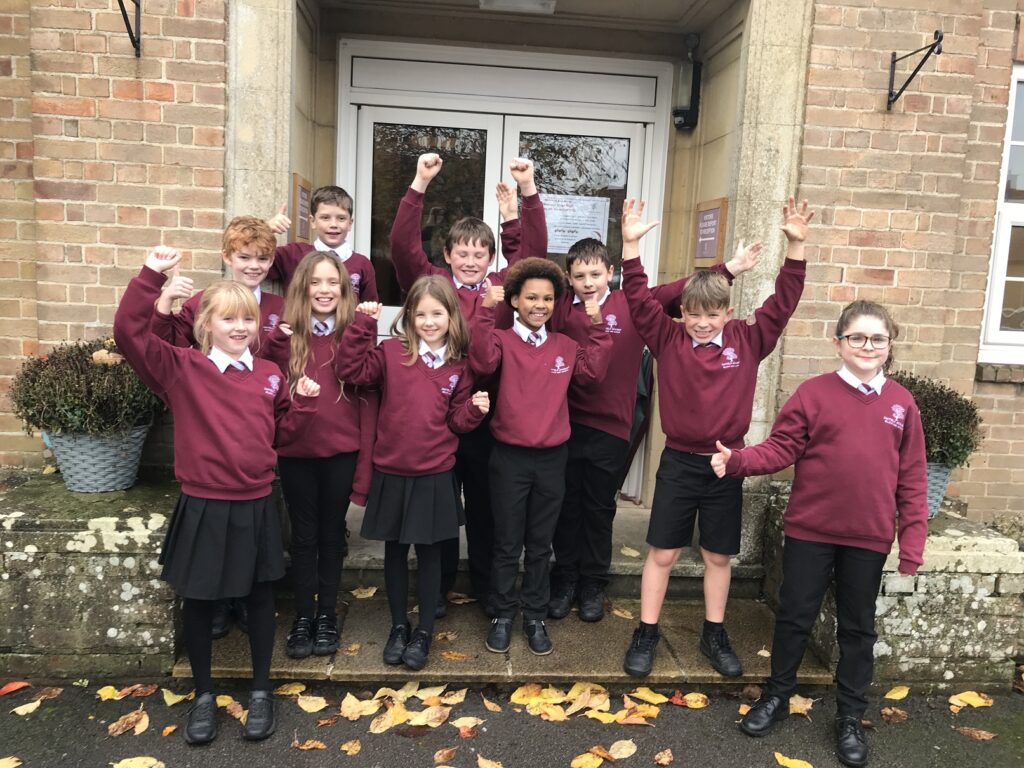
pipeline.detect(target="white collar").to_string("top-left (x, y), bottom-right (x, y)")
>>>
top-left (512, 315), bottom-right (547, 345)
top-left (418, 339), bottom-right (448, 367)
top-left (838, 365), bottom-right (885, 395)
top-left (453, 276), bottom-right (487, 291)
top-left (312, 315), bottom-right (336, 334)
top-left (314, 238), bottom-right (353, 262)
top-left (572, 288), bottom-right (611, 307)
top-left (252, 286), bottom-right (262, 304)
top-left (208, 346), bottom-right (254, 373)
top-left (691, 330), bottom-right (724, 348)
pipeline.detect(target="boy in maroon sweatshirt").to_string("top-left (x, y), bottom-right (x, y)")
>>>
top-left (618, 197), bottom-right (814, 681)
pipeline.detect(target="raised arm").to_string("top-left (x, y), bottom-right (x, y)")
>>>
top-left (467, 295), bottom-right (503, 376)
top-left (619, 200), bottom-right (677, 357)
top-left (334, 303), bottom-right (387, 386)
top-left (570, 300), bottom-right (612, 384)
top-left (390, 153), bottom-right (447, 291)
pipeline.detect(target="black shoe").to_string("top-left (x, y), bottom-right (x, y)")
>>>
top-left (435, 597), bottom-right (448, 620)
top-left (285, 616), bottom-right (314, 659)
top-left (485, 618), bottom-right (513, 653)
top-left (243, 690), bottom-right (275, 741)
top-left (577, 584), bottom-right (605, 622)
top-left (523, 620), bottom-right (553, 655)
top-left (402, 628), bottom-right (431, 670)
top-left (383, 623), bottom-right (409, 665)
top-left (184, 692), bottom-right (218, 745)
top-left (547, 583), bottom-right (577, 620)
top-left (623, 625), bottom-right (659, 677)
top-left (700, 627), bottom-right (743, 677)
top-left (232, 598), bottom-right (248, 635)
top-left (312, 613), bottom-right (339, 656)
top-left (739, 695), bottom-right (789, 737)
top-left (835, 715), bottom-right (869, 767)
top-left (211, 600), bottom-right (231, 640)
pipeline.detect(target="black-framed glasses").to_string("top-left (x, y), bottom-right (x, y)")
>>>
top-left (838, 333), bottom-right (891, 349)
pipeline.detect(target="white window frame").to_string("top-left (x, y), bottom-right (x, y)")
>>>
top-left (981, 63), bottom-right (1024, 364)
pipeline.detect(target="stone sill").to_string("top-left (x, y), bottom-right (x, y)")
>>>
top-left (975, 362), bottom-right (1024, 384)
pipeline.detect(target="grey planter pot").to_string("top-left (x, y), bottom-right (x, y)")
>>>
top-left (925, 462), bottom-right (953, 520)
top-left (49, 424), bottom-right (150, 493)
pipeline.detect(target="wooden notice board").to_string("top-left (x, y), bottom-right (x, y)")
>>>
top-left (290, 173), bottom-right (312, 243)
top-left (694, 197), bottom-right (728, 267)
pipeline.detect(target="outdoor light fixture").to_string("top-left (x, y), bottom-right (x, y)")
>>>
top-left (479, 0), bottom-right (556, 15)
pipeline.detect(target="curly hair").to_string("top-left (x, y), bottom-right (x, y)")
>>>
top-left (502, 257), bottom-right (566, 306)
top-left (222, 215), bottom-right (276, 259)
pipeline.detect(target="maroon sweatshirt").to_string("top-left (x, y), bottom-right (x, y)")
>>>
top-left (269, 242), bottom-right (378, 301)
top-left (335, 312), bottom-right (485, 476)
top-left (389, 187), bottom-right (547, 328)
top-left (621, 257), bottom-right (805, 454)
top-left (151, 289), bottom-right (285, 352)
top-left (725, 373), bottom-right (928, 573)
top-left (468, 306), bottom-right (611, 448)
top-left (114, 266), bottom-right (316, 500)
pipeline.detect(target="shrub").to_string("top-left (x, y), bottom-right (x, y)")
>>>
top-left (889, 370), bottom-right (982, 468)
top-left (10, 338), bottom-right (163, 436)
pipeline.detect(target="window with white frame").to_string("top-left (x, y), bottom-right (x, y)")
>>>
top-left (983, 63), bottom-right (1024, 364)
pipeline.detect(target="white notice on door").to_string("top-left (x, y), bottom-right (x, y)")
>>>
top-left (539, 194), bottom-right (611, 254)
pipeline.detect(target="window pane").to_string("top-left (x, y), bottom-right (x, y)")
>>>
top-left (1008, 225), bottom-right (1024, 278)
top-left (1000, 279), bottom-right (1024, 331)
top-left (370, 123), bottom-right (487, 305)
top-left (1013, 81), bottom-right (1024, 141)
top-left (1005, 146), bottom-right (1024, 201)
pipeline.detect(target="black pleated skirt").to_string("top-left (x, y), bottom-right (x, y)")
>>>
top-left (159, 493), bottom-right (286, 600)
top-left (361, 469), bottom-right (464, 545)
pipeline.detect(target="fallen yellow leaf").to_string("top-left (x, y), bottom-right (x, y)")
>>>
top-left (441, 650), bottom-right (470, 661)
top-left (108, 706), bottom-right (147, 737)
top-left (565, 688), bottom-right (610, 716)
top-left (435, 631), bottom-right (459, 642)
top-left (570, 753), bottom-right (603, 768)
top-left (340, 739), bottom-right (362, 755)
top-left (350, 586), bottom-right (377, 599)
top-left (611, 607), bottom-right (634, 620)
top-left (225, 701), bottom-right (246, 722)
top-left (317, 715), bottom-right (339, 727)
top-left (340, 693), bottom-right (381, 720)
top-left (96, 686), bottom-right (120, 701)
top-left (620, 546), bottom-right (641, 558)
top-left (511, 683), bottom-right (544, 705)
top-left (482, 693), bottom-right (502, 713)
top-left (774, 752), bottom-right (813, 768)
top-left (608, 738), bottom-right (637, 758)
top-left (372, 681), bottom-right (419, 702)
top-left (161, 725), bottom-right (177, 737)
top-left (654, 748), bottom-right (674, 765)
top-left (340, 643), bottom-right (361, 656)
top-left (369, 700), bottom-right (410, 733)
top-left (477, 755), bottom-right (504, 768)
top-left (884, 685), bottom-right (909, 700)
top-left (11, 700), bottom-right (41, 717)
top-left (527, 702), bottom-right (567, 721)
top-left (589, 745), bottom-right (616, 762)
top-left (450, 716), bottom-right (485, 729)
top-left (294, 739), bottom-right (327, 750)
top-left (133, 711), bottom-right (150, 736)
top-left (789, 694), bottom-right (817, 718)
top-left (757, 647), bottom-right (771, 658)
top-left (406, 705), bottom-right (451, 727)
top-left (567, 682), bottom-right (607, 699)
top-left (440, 688), bottom-right (467, 705)
top-left (585, 709), bottom-right (618, 724)
top-left (274, 682), bottom-right (306, 696)
top-left (681, 692), bottom-right (708, 709)
top-left (881, 707), bottom-right (908, 724)
top-left (955, 726), bottom-right (996, 741)
top-left (629, 686), bottom-right (668, 704)
top-left (738, 704), bottom-right (751, 716)
top-left (161, 688), bottom-right (192, 706)
top-left (448, 592), bottom-right (477, 605)
top-left (0, 758), bottom-right (23, 768)
top-left (297, 695), bottom-right (328, 713)
top-left (109, 759), bottom-right (165, 768)
top-left (41, 464), bottom-right (57, 475)
top-left (434, 746), bottom-right (458, 763)
top-left (414, 685), bottom-right (448, 700)
top-left (215, 695), bottom-right (236, 708)
top-left (948, 691), bottom-right (993, 709)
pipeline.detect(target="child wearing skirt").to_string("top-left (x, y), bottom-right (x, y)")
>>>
top-left (114, 247), bottom-right (321, 745)
top-left (336, 276), bottom-right (490, 670)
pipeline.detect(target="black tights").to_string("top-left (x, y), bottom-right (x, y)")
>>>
top-left (182, 581), bottom-right (275, 694)
top-left (383, 541), bottom-right (442, 634)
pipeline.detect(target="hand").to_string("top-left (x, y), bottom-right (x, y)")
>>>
top-left (471, 391), bottom-right (490, 415)
top-left (266, 202), bottom-right (290, 234)
top-left (496, 182), bottom-right (518, 221)
top-left (412, 153), bottom-right (443, 192)
top-left (780, 196), bottom-right (815, 242)
top-left (482, 280), bottom-right (505, 309)
top-left (724, 240), bottom-right (762, 277)
top-left (584, 297), bottom-right (602, 325)
top-left (161, 267), bottom-right (194, 302)
top-left (509, 157), bottom-right (536, 196)
top-left (145, 246), bottom-right (182, 274)
top-left (276, 322), bottom-right (293, 337)
top-left (621, 199), bottom-right (660, 246)
top-left (709, 440), bottom-right (732, 478)
top-left (355, 301), bottom-right (381, 319)
top-left (295, 376), bottom-right (321, 398)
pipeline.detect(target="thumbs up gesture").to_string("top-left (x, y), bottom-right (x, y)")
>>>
top-left (709, 440), bottom-right (732, 478)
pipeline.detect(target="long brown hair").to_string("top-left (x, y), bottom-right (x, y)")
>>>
top-left (194, 281), bottom-right (260, 355)
top-left (390, 275), bottom-right (469, 366)
top-left (835, 299), bottom-right (900, 372)
top-left (282, 252), bottom-right (355, 393)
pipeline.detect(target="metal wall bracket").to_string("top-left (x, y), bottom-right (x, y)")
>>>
top-left (887, 30), bottom-right (942, 110)
top-left (116, 0), bottom-right (141, 58)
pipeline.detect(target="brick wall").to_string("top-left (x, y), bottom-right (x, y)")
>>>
top-left (789, 1), bottom-right (1023, 522)
top-left (0, 0), bottom-right (228, 465)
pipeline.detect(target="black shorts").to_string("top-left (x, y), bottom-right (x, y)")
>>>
top-left (646, 448), bottom-right (743, 555)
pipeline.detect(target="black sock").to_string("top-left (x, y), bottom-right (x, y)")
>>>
top-left (384, 541), bottom-right (411, 627)
top-left (640, 620), bottom-right (659, 636)
top-left (703, 619), bottom-right (724, 636)
top-left (246, 581), bottom-right (275, 691)
top-left (182, 598), bottom-right (216, 696)
top-left (414, 542), bottom-right (442, 635)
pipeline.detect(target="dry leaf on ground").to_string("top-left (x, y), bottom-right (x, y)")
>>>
top-left (369, 701), bottom-right (411, 733)
top-left (585, 710), bottom-right (618, 724)
top-left (738, 704), bottom-right (751, 716)
top-left (317, 715), bottom-right (339, 727)
top-left (297, 695), bottom-right (328, 713)
top-left (340, 739), bottom-right (362, 755)
top-left (588, 745), bottom-right (616, 761)
top-left (407, 705), bottom-right (451, 727)
top-left (341, 693), bottom-right (381, 720)
top-left (435, 631), bottom-right (459, 642)
top-left (31, 687), bottom-right (63, 702)
top-left (434, 746), bottom-right (458, 763)
top-left (130, 684), bottom-right (158, 698)
top-left (340, 643), bottom-right (361, 656)
top-left (482, 694), bottom-right (502, 713)
top-left (350, 586), bottom-right (377, 599)
top-left (414, 685), bottom-right (448, 700)
top-left (654, 748), bottom-right (674, 765)
top-left (441, 651), bottom-right (470, 661)
top-left (0, 682), bottom-right (30, 697)
top-left (571, 753), bottom-right (604, 768)
top-left (294, 739), bottom-right (327, 750)
top-left (880, 707), bottom-right (908, 724)
top-left (608, 739), bottom-right (637, 759)
top-left (884, 685), bottom-right (909, 700)
top-left (108, 706), bottom-right (147, 737)
top-left (611, 607), bottom-right (634, 620)
top-left (458, 726), bottom-right (479, 739)
top-left (451, 716), bottom-right (485, 729)
top-left (757, 647), bottom-right (771, 658)
top-left (511, 683), bottom-right (544, 705)
top-left (96, 686), bottom-right (120, 701)
top-left (789, 694), bottom-right (817, 718)
top-left (774, 753), bottom-right (813, 768)
top-left (161, 726), bottom-right (177, 737)
top-left (620, 546), bottom-right (641, 558)
top-left (948, 691), bottom-right (993, 709)
top-left (0, 758), bottom-right (23, 768)
top-left (955, 726), bottom-right (996, 741)
top-left (109, 759), bottom-right (165, 768)
top-left (565, 688), bottom-right (610, 716)
top-left (161, 688), bottom-right (192, 707)
top-left (629, 687), bottom-right (668, 705)
top-left (225, 701), bottom-right (246, 723)
top-left (477, 756), bottom-right (504, 768)
top-left (529, 702), bottom-right (567, 721)
top-left (440, 689), bottom-right (467, 705)
top-left (274, 682), bottom-right (306, 696)
top-left (448, 592), bottom-right (477, 605)
top-left (9, 701), bottom-right (40, 716)
top-left (215, 695), bottom-right (236, 708)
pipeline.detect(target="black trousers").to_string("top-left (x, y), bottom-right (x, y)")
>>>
top-left (765, 536), bottom-right (888, 718)
top-left (441, 420), bottom-right (495, 599)
top-left (551, 422), bottom-right (629, 591)
top-left (489, 440), bottom-right (568, 620)
top-left (278, 452), bottom-right (357, 619)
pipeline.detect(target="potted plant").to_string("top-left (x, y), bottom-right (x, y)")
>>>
top-left (888, 371), bottom-right (983, 519)
top-left (10, 338), bottom-right (164, 492)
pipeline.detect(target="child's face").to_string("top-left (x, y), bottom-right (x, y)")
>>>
top-left (208, 308), bottom-right (258, 359)
top-left (309, 259), bottom-right (342, 321)
top-left (834, 314), bottom-right (891, 381)
top-left (309, 203), bottom-right (352, 249)
top-left (223, 243), bottom-right (273, 291)
top-left (682, 304), bottom-right (733, 344)
top-left (444, 239), bottom-right (492, 286)
top-left (511, 278), bottom-right (555, 332)
top-left (413, 294), bottom-right (451, 351)
top-left (567, 259), bottom-right (613, 304)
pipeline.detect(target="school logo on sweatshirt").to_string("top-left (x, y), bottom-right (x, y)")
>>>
top-left (351, 273), bottom-right (361, 296)
top-left (441, 373), bottom-right (460, 396)
top-left (721, 347), bottom-right (740, 369)
top-left (551, 355), bottom-right (570, 375)
top-left (263, 313), bottom-right (281, 333)
top-left (605, 314), bottom-right (622, 334)
top-left (264, 374), bottom-right (281, 397)
top-left (884, 403), bottom-right (906, 430)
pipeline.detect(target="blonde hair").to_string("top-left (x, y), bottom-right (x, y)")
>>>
top-left (222, 215), bottom-right (276, 259)
top-left (680, 269), bottom-right (731, 313)
top-left (282, 252), bottom-right (355, 394)
top-left (390, 275), bottom-right (469, 366)
top-left (194, 281), bottom-right (260, 355)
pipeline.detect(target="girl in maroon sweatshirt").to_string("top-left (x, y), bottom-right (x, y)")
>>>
top-left (335, 276), bottom-right (489, 671)
top-left (711, 300), bottom-right (928, 767)
top-left (260, 251), bottom-right (375, 661)
top-left (114, 247), bottom-right (320, 746)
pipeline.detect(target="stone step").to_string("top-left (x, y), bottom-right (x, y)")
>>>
top-left (174, 596), bottom-right (832, 687)
top-left (341, 503), bottom-right (765, 599)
